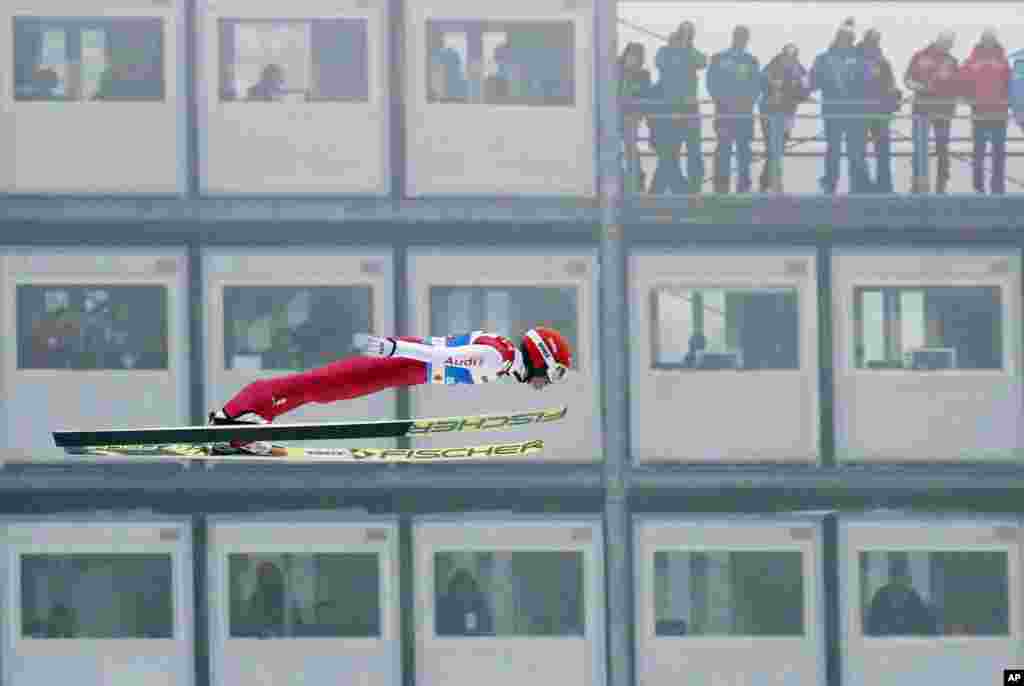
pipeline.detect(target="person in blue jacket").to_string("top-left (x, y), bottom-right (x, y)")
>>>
top-left (707, 26), bottom-right (761, 193)
top-left (1010, 48), bottom-right (1024, 134)
top-left (809, 18), bottom-right (871, 194)
top-left (650, 22), bottom-right (707, 194)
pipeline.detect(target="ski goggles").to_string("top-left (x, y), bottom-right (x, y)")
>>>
top-left (526, 330), bottom-right (570, 384)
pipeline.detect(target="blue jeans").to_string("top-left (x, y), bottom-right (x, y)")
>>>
top-left (865, 116), bottom-right (893, 193)
top-left (821, 114), bottom-right (870, 194)
top-left (650, 120), bottom-right (705, 194)
top-left (972, 119), bottom-right (1007, 194)
top-left (713, 114), bottom-right (754, 193)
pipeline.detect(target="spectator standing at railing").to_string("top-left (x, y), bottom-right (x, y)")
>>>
top-left (904, 31), bottom-right (960, 194)
top-left (650, 22), bottom-right (706, 194)
top-left (758, 43), bottom-right (810, 192)
top-left (958, 29), bottom-right (1011, 195)
top-left (857, 28), bottom-right (902, 193)
top-left (707, 26), bottom-right (761, 194)
top-left (809, 18), bottom-right (871, 194)
top-left (1011, 48), bottom-right (1024, 133)
top-left (618, 42), bottom-right (654, 193)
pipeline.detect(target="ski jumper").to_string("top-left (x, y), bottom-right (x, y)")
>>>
top-left (222, 332), bottom-right (522, 422)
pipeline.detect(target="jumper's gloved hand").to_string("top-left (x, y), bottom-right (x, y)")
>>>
top-left (357, 334), bottom-right (397, 358)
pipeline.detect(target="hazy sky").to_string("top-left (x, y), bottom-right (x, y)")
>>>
top-left (618, 2), bottom-right (1024, 194)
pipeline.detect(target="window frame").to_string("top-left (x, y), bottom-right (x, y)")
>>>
top-left (219, 282), bottom-right (375, 372)
top-left (648, 283), bottom-right (802, 372)
top-left (423, 18), bottom-right (577, 108)
top-left (849, 281), bottom-right (1008, 375)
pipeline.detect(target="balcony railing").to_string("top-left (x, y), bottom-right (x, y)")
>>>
top-left (621, 97), bottom-right (1024, 197)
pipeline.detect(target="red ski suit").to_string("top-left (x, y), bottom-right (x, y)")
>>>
top-left (222, 333), bottom-right (520, 422)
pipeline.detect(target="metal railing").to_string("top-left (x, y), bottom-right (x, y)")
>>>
top-left (621, 97), bottom-right (1024, 196)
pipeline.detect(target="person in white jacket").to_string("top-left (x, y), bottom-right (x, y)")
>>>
top-left (208, 327), bottom-right (572, 454)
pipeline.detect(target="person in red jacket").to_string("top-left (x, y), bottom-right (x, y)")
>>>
top-left (904, 31), bottom-right (960, 193)
top-left (958, 28), bottom-right (1011, 194)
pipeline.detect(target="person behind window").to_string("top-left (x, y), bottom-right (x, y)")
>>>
top-left (865, 556), bottom-right (938, 636)
top-left (707, 25), bottom-right (761, 194)
top-left (904, 31), bottom-right (960, 194)
top-left (650, 22), bottom-right (706, 195)
top-left (21, 66), bottom-right (61, 100)
top-left (619, 42), bottom-right (653, 193)
top-left (436, 568), bottom-right (494, 636)
top-left (857, 28), bottom-right (902, 194)
top-left (809, 18), bottom-right (871, 195)
top-left (958, 28), bottom-right (1011, 195)
top-left (429, 32), bottom-right (467, 102)
top-left (758, 43), bottom-right (810, 192)
top-left (246, 561), bottom-right (286, 637)
top-left (47, 603), bottom-right (78, 639)
top-left (247, 64), bottom-right (286, 102)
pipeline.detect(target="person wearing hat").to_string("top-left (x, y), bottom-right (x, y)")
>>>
top-left (809, 18), bottom-right (871, 194)
top-left (904, 31), bottom-right (960, 193)
top-left (958, 28), bottom-right (1011, 194)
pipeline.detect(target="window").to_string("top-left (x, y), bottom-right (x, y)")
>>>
top-left (651, 287), bottom-right (799, 370)
top-left (434, 551), bottom-right (584, 636)
top-left (859, 550), bottom-right (1009, 637)
top-left (223, 286), bottom-right (372, 371)
top-left (228, 553), bottom-right (380, 638)
top-left (853, 286), bottom-right (1002, 370)
top-left (653, 550), bottom-right (805, 637)
top-left (14, 17), bottom-right (164, 101)
top-left (429, 286), bottom-right (578, 364)
top-left (21, 554), bottom-right (173, 639)
top-left (17, 284), bottom-right (169, 370)
top-left (425, 20), bottom-right (574, 106)
top-left (218, 19), bottom-right (369, 103)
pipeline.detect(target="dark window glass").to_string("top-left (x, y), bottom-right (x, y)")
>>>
top-left (426, 20), bottom-right (574, 106)
top-left (228, 553), bottom-right (381, 638)
top-left (17, 284), bottom-right (169, 370)
top-left (651, 287), bottom-right (799, 370)
top-left (223, 286), bottom-right (372, 371)
top-left (14, 17), bottom-right (164, 101)
top-left (21, 554), bottom-right (173, 639)
top-left (218, 19), bottom-right (369, 103)
top-left (434, 551), bottom-right (584, 636)
top-left (429, 286), bottom-right (578, 364)
top-left (653, 550), bottom-right (805, 636)
top-left (854, 287), bottom-right (1002, 370)
top-left (859, 550), bottom-right (1009, 637)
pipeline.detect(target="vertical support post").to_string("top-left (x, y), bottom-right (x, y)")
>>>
top-left (388, 0), bottom-right (406, 205)
top-left (188, 240), bottom-right (205, 425)
top-left (911, 113), bottom-right (930, 193)
top-left (770, 112), bottom-right (786, 193)
top-left (817, 242), bottom-right (835, 467)
top-left (596, 0), bottom-right (632, 685)
top-left (185, 0), bottom-right (199, 197)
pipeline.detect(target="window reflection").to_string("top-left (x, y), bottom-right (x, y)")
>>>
top-left (434, 551), bottom-right (584, 636)
top-left (223, 286), bottom-right (372, 371)
top-left (21, 554), bottom-right (173, 639)
top-left (219, 20), bottom-right (369, 103)
top-left (429, 286), bottom-right (578, 364)
top-left (426, 21), bottom-right (574, 106)
top-left (14, 17), bottom-right (164, 101)
top-left (229, 553), bottom-right (380, 638)
top-left (859, 550), bottom-right (1008, 637)
top-left (853, 287), bottom-right (1002, 370)
top-left (17, 284), bottom-right (169, 370)
top-left (651, 287), bottom-right (799, 370)
top-left (653, 550), bottom-right (805, 636)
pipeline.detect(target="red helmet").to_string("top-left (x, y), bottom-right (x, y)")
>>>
top-left (523, 327), bottom-right (572, 383)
